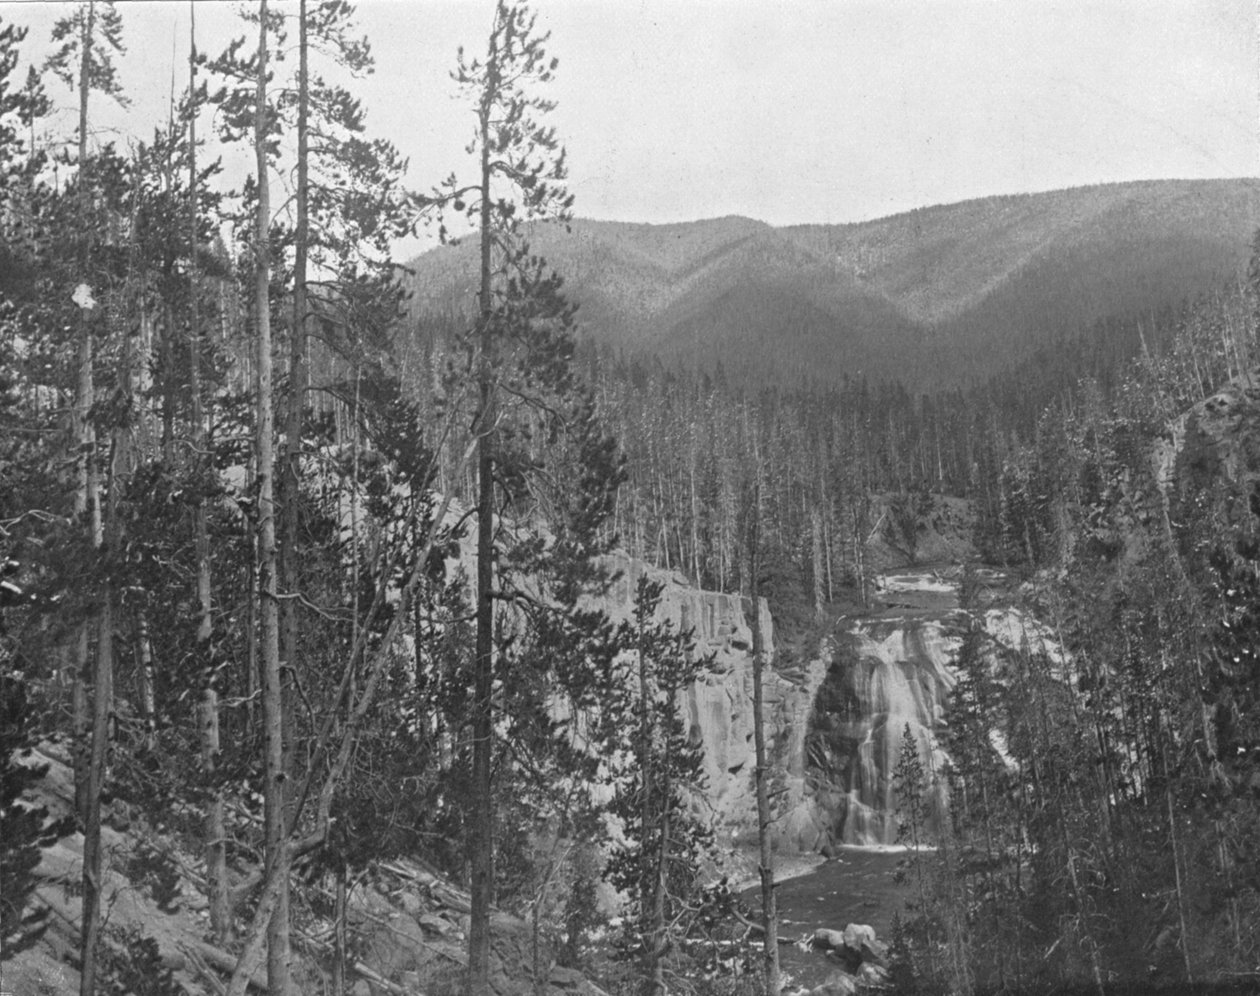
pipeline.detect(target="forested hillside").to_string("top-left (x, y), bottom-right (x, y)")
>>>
top-left (406, 178), bottom-right (1260, 390)
top-left (1, 5), bottom-right (724, 995)
top-left (5, 2), bottom-right (1260, 996)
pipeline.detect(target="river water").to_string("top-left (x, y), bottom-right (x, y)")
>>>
top-left (737, 565), bottom-right (990, 988)
top-left (740, 847), bottom-right (910, 988)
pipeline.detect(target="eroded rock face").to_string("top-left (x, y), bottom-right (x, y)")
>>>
top-left (585, 557), bottom-right (1062, 853)
top-left (1167, 371), bottom-right (1260, 491)
top-left (455, 538), bottom-right (1053, 856)
top-left (590, 554), bottom-right (830, 850)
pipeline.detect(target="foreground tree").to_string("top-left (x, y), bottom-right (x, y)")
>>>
top-left (43, 7), bottom-right (130, 994)
top-left (429, 2), bottom-right (587, 989)
top-left (745, 469), bottom-right (780, 996)
top-left (605, 575), bottom-right (717, 995)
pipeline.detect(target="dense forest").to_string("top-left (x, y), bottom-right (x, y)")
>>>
top-left (4, 3), bottom-right (1260, 996)
top-left (401, 181), bottom-right (1260, 394)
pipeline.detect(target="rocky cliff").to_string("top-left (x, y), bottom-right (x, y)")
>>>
top-left (594, 557), bottom-right (1061, 854)
top-left (7, 746), bottom-right (612, 996)
top-left (589, 554), bottom-right (829, 854)
top-left (1157, 367), bottom-right (1260, 497)
top-left (771, 568), bottom-right (1062, 849)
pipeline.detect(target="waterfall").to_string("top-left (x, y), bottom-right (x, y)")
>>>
top-left (828, 617), bottom-right (958, 845)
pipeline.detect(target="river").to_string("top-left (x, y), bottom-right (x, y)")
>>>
top-left (740, 847), bottom-right (911, 988)
top-left (737, 564), bottom-right (990, 988)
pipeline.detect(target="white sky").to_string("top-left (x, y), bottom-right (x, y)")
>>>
top-left (5, 0), bottom-right (1258, 256)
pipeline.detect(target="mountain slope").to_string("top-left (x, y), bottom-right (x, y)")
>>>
top-left (404, 178), bottom-right (1260, 390)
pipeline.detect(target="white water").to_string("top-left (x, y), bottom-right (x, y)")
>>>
top-left (839, 612), bottom-right (958, 844)
top-left (815, 566), bottom-right (1052, 846)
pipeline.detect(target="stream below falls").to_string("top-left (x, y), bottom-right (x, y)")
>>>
top-left (739, 847), bottom-right (910, 989)
top-left (739, 563), bottom-right (1006, 989)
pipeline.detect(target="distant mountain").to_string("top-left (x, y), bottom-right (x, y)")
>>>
top-left (404, 179), bottom-right (1260, 391)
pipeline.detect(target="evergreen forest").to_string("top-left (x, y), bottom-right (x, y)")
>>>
top-left (3, 4), bottom-right (1260, 996)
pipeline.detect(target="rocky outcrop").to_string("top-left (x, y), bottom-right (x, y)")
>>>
top-left (866, 493), bottom-right (978, 569)
top-left (808, 922), bottom-right (891, 995)
top-left (590, 557), bottom-right (1061, 852)
top-left (7, 746), bottom-right (610, 996)
top-left (591, 554), bottom-right (829, 851)
top-left (1158, 368), bottom-right (1260, 498)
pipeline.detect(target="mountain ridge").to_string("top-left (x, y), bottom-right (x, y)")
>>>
top-left (405, 177), bottom-right (1260, 390)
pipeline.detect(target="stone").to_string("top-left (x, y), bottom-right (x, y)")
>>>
top-left (397, 890), bottom-right (422, 915)
top-left (418, 912), bottom-right (453, 935)
top-left (549, 965), bottom-right (586, 987)
top-left (812, 928), bottom-right (847, 951)
top-left (860, 937), bottom-right (889, 966)
top-left (358, 913), bottom-right (428, 980)
top-left (841, 922), bottom-right (876, 951)
top-left (811, 969), bottom-right (858, 996)
top-left (857, 962), bottom-right (890, 985)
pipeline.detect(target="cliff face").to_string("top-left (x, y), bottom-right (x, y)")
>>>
top-left (457, 539), bottom-right (1056, 855)
top-left (590, 554), bottom-right (829, 851)
top-left (590, 558), bottom-right (1059, 854)
top-left (590, 558), bottom-right (1069, 853)
top-left (1160, 368), bottom-right (1260, 496)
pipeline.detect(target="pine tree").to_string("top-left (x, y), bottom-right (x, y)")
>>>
top-left (746, 470), bottom-right (780, 996)
top-left (43, 8), bottom-right (131, 993)
top-left (601, 575), bottom-right (717, 994)
top-left (425, 3), bottom-right (590, 988)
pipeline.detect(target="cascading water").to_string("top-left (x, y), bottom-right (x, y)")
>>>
top-left (572, 554), bottom-right (1040, 855)
top-left (819, 616), bottom-right (958, 844)
top-left (803, 568), bottom-right (976, 847)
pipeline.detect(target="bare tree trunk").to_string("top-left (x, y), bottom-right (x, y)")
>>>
top-left (468, 47), bottom-right (498, 994)
top-left (810, 507), bottom-right (824, 616)
top-left (79, 587), bottom-right (112, 996)
top-left (636, 604), bottom-right (664, 996)
top-left (333, 863), bottom-right (348, 996)
top-left (279, 0), bottom-right (309, 863)
top-left (136, 613), bottom-right (156, 750)
top-left (186, 2), bottom-right (230, 945)
top-left (71, 8), bottom-right (110, 994)
top-left (81, 399), bottom-right (124, 996)
top-left (749, 479), bottom-right (780, 996)
top-left (72, 0), bottom-right (100, 831)
top-left (252, 6), bottom-right (291, 992)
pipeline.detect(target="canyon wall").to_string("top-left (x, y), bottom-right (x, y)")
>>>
top-left (458, 535), bottom-right (1053, 854)
top-left (592, 557), bottom-right (1063, 853)
top-left (591, 554), bottom-right (829, 851)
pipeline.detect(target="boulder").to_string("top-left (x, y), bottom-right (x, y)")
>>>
top-left (418, 912), bottom-right (455, 936)
top-left (550, 965), bottom-right (587, 987)
top-left (841, 923), bottom-right (875, 950)
top-left (841, 921), bottom-right (888, 965)
top-left (811, 970), bottom-right (858, 996)
top-left (812, 922), bottom-right (888, 975)
top-left (857, 961), bottom-right (890, 985)
top-left (358, 913), bottom-right (428, 981)
top-left (811, 928), bottom-right (847, 951)
top-left (810, 928), bottom-right (861, 973)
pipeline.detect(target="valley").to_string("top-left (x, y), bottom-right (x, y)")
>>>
top-left (4, 3), bottom-right (1260, 994)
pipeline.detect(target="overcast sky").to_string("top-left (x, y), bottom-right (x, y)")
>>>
top-left (5, 0), bottom-right (1258, 253)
